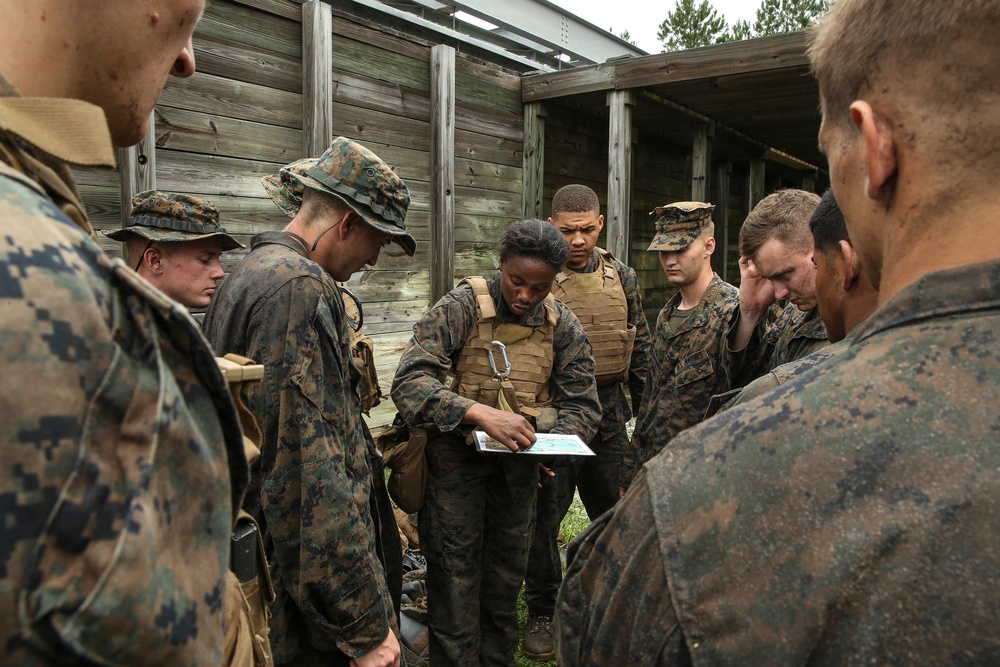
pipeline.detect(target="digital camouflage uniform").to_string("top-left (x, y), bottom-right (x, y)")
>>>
top-left (0, 76), bottom-right (248, 664)
top-left (621, 202), bottom-right (739, 488)
top-left (727, 302), bottom-right (829, 388)
top-left (391, 273), bottom-right (600, 667)
top-left (556, 259), bottom-right (1000, 664)
top-left (203, 138), bottom-right (414, 666)
top-left (524, 247), bottom-right (650, 623)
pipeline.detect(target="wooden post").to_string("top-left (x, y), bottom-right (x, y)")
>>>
top-left (691, 124), bottom-right (709, 202)
top-left (607, 90), bottom-right (634, 263)
top-left (802, 171), bottom-right (817, 192)
top-left (117, 110), bottom-right (157, 259)
top-left (748, 157), bottom-right (766, 211)
top-left (302, 0), bottom-right (332, 157)
top-left (713, 161), bottom-right (732, 280)
top-left (430, 44), bottom-right (456, 305)
top-left (521, 102), bottom-right (546, 221)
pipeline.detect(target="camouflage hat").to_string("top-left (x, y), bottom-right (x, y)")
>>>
top-left (262, 137), bottom-right (416, 257)
top-left (105, 190), bottom-right (244, 251)
top-left (646, 201), bottom-right (715, 252)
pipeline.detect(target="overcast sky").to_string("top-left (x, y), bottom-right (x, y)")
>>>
top-left (548, 0), bottom-right (759, 54)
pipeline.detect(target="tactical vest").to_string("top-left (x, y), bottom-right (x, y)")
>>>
top-left (451, 276), bottom-right (558, 410)
top-left (550, 248), bottom-right (636, 385)
top-left (339, 284), bottom-right (383, 416)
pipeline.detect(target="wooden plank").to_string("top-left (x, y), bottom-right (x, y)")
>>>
top-left (614, 31), bottom-right (809, 90)
top-left (155, 151), bottom-right (283, 198)
top-left (73, 164), bottom-right (118, 188)
top-left (80, 184), bottom-right (123, 235)
top-left (454, 129), bottom-right (523, 168)
top-left (749, 157), bottom-right (766, 212)
top-left (522, 102), bottom-right (545, 221)
top-left (332, 102), bottom-right (430, 152)
top-left (232, 0), bottom-right (302, 22)
top-left (303, 0), bottom-right (333, 156)
top-left (197, 0), bottom-right (301, 58)
top-left (160, 71), bottom-right (302, 129)
top-left (192, 34), bottom-right (302, 93)
top-left (119, 111), bottom-right (157, 236)
top-left (153, 105), bottom-right (302, 163)
top-left (521, 63), bottom-right (617, 103)
top-left (430, 45), bottom-right (457, 305)
top-left (713, 161), bottom-right (732, 280)
top-left (454, 53), bottom-right (522, 94)
top-left (691, 124), bottom-right (709, 201)
top-left (331, 33), bottom-right (430, 93)
top-left (455, 70), bottom-right (521, 115)
top-left (606, 91), bottom-right (634, 264)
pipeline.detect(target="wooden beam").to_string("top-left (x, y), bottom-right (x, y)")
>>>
top-left (691, 124), bottom-right (709, 202)
top-left (801, 171), bottom-right (817, 192)
top-left (117, 111), bottom-right (157, 259)
top-left (748, 157), bottom-right (766, 211)
top-left (607, 90), bottom-right (634, 264)
top-left (521, 63), bottom-right (616, 103)
top-left (430, 44), bottom-right (456, 305)
top-left (521, 102), bottom-right (546, 221)
top-left (713, 161), bottom-right (732, 280)
top-left (302, 0), bottom-right (332, 156)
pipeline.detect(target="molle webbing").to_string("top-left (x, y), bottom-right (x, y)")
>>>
top-left (452, 276), bottom-right (556, 409)
top-left (551, 248), bottom-right (635, 384)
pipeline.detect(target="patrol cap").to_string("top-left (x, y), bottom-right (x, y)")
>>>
top-left (646, 201), bottom-right (715, 252)
top-left (106, 190), bottom-right (244, 250)
top-left (261, 137), bottom-right (416, 257)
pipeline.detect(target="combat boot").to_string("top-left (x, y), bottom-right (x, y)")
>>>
top-left (522, 615), bottom-right (554, 661)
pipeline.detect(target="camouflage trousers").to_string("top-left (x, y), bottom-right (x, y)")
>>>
top-left (419, 431), bottom-right (539, 667)
top-left (524, 423), bottom-right (626, 616)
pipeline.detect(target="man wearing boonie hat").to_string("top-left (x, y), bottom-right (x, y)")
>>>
top-left (619, 201), bottom-right (739, 489)
top-left (105, 190), bottom-right (243, 310)
top-left (204, 137), bottom-right (414, 667)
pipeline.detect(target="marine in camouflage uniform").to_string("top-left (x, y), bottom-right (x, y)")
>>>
top-left (0, 71), bottom-right (249, 665)
top-left (524, 185), bottom-right (650, 660)
top-left (620, 203), bottom-right (738, 488)
top-left (725, 189), bottom-right (826, 387)
top-left (555, 0), bottom-right (1000, 662)
top-left (203, 138), bottom-right (415, 666)
top-left (391, 220), bottom-right (600, 667)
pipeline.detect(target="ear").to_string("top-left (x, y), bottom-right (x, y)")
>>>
top-left (546, 216), bottom-right (554, 224)
top-left (850, 100), bottom-right (897, 202)
top-left (596, 214), bottom-right (605, 231)
top-left (145, 246), bottom-right (164, 274)
top-left (337, 211), bottom-right (357, 239)
top-left (838, 239), bottom-right (861, 290)
top-left (703, 237), bottom-right (716, 256)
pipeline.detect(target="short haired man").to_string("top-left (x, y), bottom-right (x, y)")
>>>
top-left (0, 1), bottom-right (251, 664)
top-left (106, 190), bottom-right (243, 309)
top-left (555, 0), bottom-right (1000, 662)
top-left (522, 184), bottom-right (651, 660)
top-left (724, 189), bottom-right (878, 407)
top-left (727, 189), bottom-right (826, 386)
top-left (619, 202), bottom-right (738, 488)
top-left (204, 137), bottom-right (414, 667)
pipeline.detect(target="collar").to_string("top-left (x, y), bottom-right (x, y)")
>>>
top-left (0, 70), bottom-right (115, 168)
top-left (250, 230), bottom-right (312, 259)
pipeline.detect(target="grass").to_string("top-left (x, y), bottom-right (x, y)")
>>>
top-left (514, 492), bottom-right (592, 667)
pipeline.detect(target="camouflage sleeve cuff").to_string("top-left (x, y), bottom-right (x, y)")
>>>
top-left (335, 594), bottom-right (394, 659)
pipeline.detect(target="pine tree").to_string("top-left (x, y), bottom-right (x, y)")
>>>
top-left (752, 0), bottom-right (829, 36)
top-left (618, 29), bottom-right (638, 47)
top-left (657, 0), bottom-right (729, 52)
top-left (729, 19), bottom-right (754, 42)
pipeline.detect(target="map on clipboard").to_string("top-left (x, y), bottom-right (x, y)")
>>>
top-left (472, 431), bottom-right (595, 456)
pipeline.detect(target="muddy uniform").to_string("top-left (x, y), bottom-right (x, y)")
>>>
top-left (524, 247), bottom-right (650, 620)
top-left (728, 303), bottom-right (829, 388)
top-left (556, 260), bottom-right (1000, 664)
top-left (621, 274), bottom-right (739, 487)
top-left (0, 78), bottom-right (248, 664)
top-left (203, 232), bottom-right (395, 665)
top-left (391, 273), bottom-right (600, 666)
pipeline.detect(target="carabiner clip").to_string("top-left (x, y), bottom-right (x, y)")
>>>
top-left (487, 340), bottom-right (512, 380)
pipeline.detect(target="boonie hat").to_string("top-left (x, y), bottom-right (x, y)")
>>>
top-left (105, 190), bottom-right (244, 251)
top-left (647, 201), bottom-right (715, 252)
top-left (261, 137), bottom-right (416, 257)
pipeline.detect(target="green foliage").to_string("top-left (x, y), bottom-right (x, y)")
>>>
top-left (752, 0), bottom-right (830, 36)
top-left (618, 29), bottom-right (637, 47)
top-left (657, 0), bottom-right (730, 51)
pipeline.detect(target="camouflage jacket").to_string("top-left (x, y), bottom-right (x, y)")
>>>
top-left (719, 325), bottom-right (857, 412)
top-left (202, 232), bottom-right (393, 663)
top-left (556, 259), bottom-right (1000, 664)
top-left (391, 273), bottom-right (600, 444)
top-left (0, 79), bottom-right (248, 665)
top-left (622, 274), bottom-right (738, 487)
top-left (567, 249), bottom-right (651, 441)
top-left (727, 303), bottom-right (829, 387)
